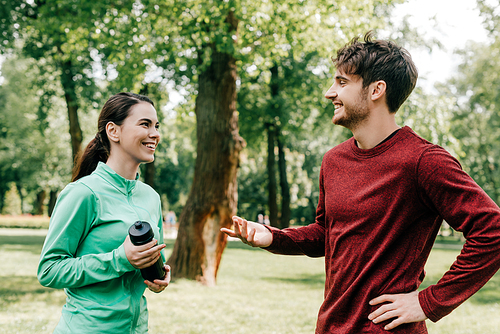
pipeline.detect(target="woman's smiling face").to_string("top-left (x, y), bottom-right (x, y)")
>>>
top-left (113, 101), bottom-right (160, 165)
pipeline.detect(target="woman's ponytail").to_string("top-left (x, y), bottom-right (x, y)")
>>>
top-left (71, 132), bottom-right (109, 182)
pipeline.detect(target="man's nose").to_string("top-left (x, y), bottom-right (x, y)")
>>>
top-left (325, 85), bottom-right (337, 99)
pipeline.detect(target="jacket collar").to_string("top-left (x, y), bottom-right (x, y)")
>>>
top-left (94, 162), bottom-right (138, 195)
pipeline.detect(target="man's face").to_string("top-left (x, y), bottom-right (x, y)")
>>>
top-left (324, 71), bottom-right (370, 130)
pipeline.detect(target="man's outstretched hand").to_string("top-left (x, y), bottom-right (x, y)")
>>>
top-left (220, 216), bottom-right (273, 248)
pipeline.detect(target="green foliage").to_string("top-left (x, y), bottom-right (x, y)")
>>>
top-left (235, 0), bottom-right (400, 223)
top-left (1, 0), bottom-right (108, 103)
top-left (443, 3), bottom-right (500, 204)
top-left (0, 55), bottom-right (72, 213)
top-left (2, 0), bottom-right (499, 222)
top-left (152, 105), bottom-right (197, 217)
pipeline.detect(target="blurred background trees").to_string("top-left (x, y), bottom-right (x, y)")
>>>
top-left (1, 0), bottom-right (499, 284)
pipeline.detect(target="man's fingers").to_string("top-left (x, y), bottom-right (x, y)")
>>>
top-left (240, 219), bottom-right (248, 239)
top-left (369, 294), bottom-right (394, 305)
top-left (368, 304), bottom-right (392, 321)
top-left (220, 227), bottom-right (237, 237)
top-left (384, 317), bottom-right (405, 331)
top-left (368, 291), bottom-right (426, 330)
top-left (371, 309), bottom-right (398, 324)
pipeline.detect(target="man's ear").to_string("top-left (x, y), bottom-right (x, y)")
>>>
top-left (370, 80), bottom-right (387, 102)
top-left (106, 122), bottom-right (120, 143)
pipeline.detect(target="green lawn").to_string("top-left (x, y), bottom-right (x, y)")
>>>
top-left (1, 228), bottom-right (499, 334)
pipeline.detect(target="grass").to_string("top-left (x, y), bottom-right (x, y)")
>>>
top-left (1, 228), bottom-right (500, 334)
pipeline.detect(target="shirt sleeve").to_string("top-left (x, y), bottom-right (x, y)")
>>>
top-left (37, 183), bottom-right (136, 289)
top-left (416, 146), bottom-right (500, 322)
top-left (263, 162), bottom-right (326, 257)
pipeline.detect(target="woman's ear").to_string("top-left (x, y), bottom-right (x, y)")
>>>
top-left (106, 122), bottom-right (120, 143)
top-left (370, 80), bottom-right (387, 102)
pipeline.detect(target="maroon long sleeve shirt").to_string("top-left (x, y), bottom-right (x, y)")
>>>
top-left (265, 126), bottom-right (500, 333)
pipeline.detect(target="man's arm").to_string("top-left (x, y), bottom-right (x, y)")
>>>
top-left (369, 146), bottom-right (500, 329)
top-left (416, 147), bottom-right (500, 321)
top-left (222, 165), bottom-right (328, 256)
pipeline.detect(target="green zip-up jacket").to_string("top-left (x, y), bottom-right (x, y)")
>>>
top-left (38, 162), bottom-right (164, 333)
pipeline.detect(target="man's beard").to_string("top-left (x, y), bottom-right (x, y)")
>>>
top-left (334, 89), bottom-right (370, 130)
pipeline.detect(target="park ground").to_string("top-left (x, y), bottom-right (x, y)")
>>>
top-left (1, 216), bottom-right (500, 333)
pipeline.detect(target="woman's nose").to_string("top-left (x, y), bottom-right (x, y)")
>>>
top-left (150, 127), bottom-right (160, 139)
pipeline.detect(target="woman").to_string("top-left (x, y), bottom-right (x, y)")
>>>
top-left (38, 92), bottom-right (170, 333)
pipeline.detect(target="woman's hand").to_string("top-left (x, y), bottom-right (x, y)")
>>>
top-left (145, 264), bottom-right (171, 293)
top-left (123, 235), bottom-right (166, 269)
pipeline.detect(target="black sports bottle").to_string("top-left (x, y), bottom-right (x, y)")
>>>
top-left (128, 221), bottom-right (166, 281)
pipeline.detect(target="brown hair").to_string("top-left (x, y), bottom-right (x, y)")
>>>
top-left (72, 92), bottom-right (154, 181)
top-left (332, 31), bottom-right (418, 113)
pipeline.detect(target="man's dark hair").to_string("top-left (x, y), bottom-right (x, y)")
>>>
top-left (332, 31), bottom-right (418, 113)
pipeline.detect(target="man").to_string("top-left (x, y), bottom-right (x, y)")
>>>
top-left (221, 31), bottom-right (500, 333)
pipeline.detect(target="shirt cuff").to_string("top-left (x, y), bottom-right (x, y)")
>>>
top-left (115, 243), bottom-right (137, 273)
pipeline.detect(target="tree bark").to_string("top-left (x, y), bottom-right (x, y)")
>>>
top-left (34, 190), bottom-right (46, 215)
top-left (266, 62), bottom-right (280, 227)
top-left (308, 194), bottom-right (317, 224)
top-left (167, 11), bottom-right (243, 286)
top-left (15, 182), bottom-right (24, 214)
top-left (277, 127), bottom-right (290, 229)
top-left (144, 161), bottom-right (155, 189)
top-left (266, 122), bottom-right (279, 228)
top-left (48, 189), bottom-right (58, 217)
top-left (60, 59), bottom-right (83, 164)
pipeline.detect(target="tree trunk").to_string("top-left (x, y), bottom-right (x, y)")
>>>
top-left (48, 189), bottom-right (58, 217)
top-left (167, 11), bottom-right (243, 286)
top-left (144, 161), bottom-right (155, 189)
top-left (266, 122), bottom-right (279, 228)
top-left (308, 194), bottom-right (317, 224)
top-left (277, 127), bottom-right (290, 229)
top-left (60, 59), bottom-right (83, 164)
top-left (15, 182), bottom-right (24, 214)
top-left (34, 190), bottom-right (46, 216)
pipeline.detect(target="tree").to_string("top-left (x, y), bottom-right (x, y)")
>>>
top-left (150, 0), bottom-right (401, 284)
top-left (235, 0), bottom-right (399, 229)
top-left (0, 0), bottom-right (140, 164)
top-left (152, 3), bottom-right (244, 286)
top-left (0, 54), bottom-right (72, 214)
top-left (444, 1), bottom-right (500, 204)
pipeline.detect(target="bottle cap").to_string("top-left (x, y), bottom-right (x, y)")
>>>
top-left (128, 221), bottom-right (154, 245)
